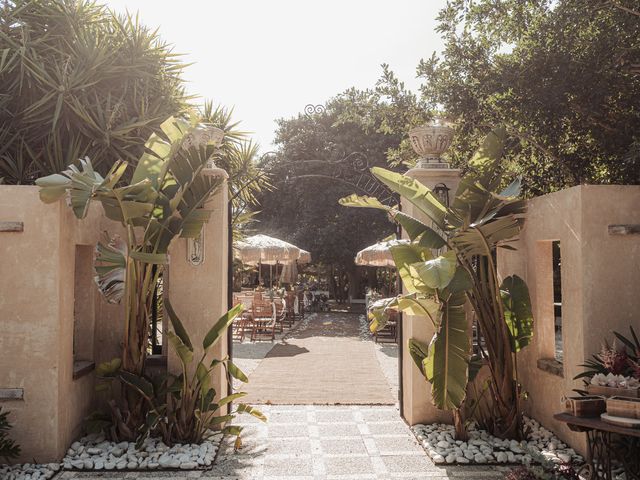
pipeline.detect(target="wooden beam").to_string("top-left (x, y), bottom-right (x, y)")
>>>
top-left (0, 388), bottom-right (24, 400)
top-left (0, 221), bottom-right (23, 232)
top-left (609, 224), bottom-right (640, 235)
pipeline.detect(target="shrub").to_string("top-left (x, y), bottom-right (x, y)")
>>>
top-left (0, 0), bottom-right (186, 184)
top-left (0, 407), bottom-right (20, 462)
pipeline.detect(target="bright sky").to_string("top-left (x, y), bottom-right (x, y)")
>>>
top-left (106, 0), bottom-right (447, 151)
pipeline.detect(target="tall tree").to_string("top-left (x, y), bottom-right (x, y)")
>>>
top-left (0, 0), bottom-right (186, 184)
top-left (418, 0), bottom-right (640, 194)
top-left (255, 94), bottom-right (402, 298)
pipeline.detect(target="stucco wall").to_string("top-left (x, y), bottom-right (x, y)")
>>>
top-left (0, 186), bottom-right (122, 462)
top-left (498, 185), bottom-right (640, 454)
top-left (167, 184), bottom-right (230, 409)
top-left (401, 168), bottom-right (461, 426)
top-left (0, 180), bottom-right (231, 462)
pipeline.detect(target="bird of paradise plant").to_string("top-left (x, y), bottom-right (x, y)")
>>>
top-left (36, 115), bottom-right (227, 438)
top-left (340, 127), bottom-right (534, 439)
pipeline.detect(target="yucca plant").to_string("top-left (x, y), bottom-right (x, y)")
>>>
top-left (340, 127), bottom-right (533, 439)
top-left (108, 299), bottom-right (265, 447)
top-left (0, 407), bottom-right (20, 463)
top-left (0, 0), bottom-right (187, 184)
top-left (36, 115), bottom-right (226, 438)
top-left (198, 102), bottom-right (272, 241)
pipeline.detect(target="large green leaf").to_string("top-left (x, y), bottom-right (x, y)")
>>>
top-left (501, 275), bottom-right (534, 352)
top-left (167, 331), bottom-right (194, 366)
top-left (371, 167), bottom-right (447, 229)
top-left (236, 403), bottom-right (267, 422)
top-left (368, 296), bottom-right (398, 333)
top-left (227, 361), bottom-right (249, 383)
top-left (408, 338), bottom-right (430, 378)
top-left (165, 299), bottom-right (193, 350)
top-left (423, 292), bottom-right (470, 409)
top-left (338, 193), bottom-right (390, 211)
top-left (203, 303), bottom-right (244, 350)
top-left (389, 243), bottom-right (433, 294)
top-left (410, 251), bottom-right (458, 289)
top-left (396, 294), bottom-right (439, 324)
top-left (119, 371), bottom-right (155, 400)
top-left (94, 235), bottom-right (127, 304)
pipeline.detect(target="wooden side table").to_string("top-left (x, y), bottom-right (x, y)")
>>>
top-left (554, 413), bottom-right (640, 480)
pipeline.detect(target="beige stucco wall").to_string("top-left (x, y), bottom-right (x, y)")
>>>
top-left (0, 186), bottom-right (123, 462)
top-left (167, 182), bottom-right (230, 410)
top-left (498, 185), bottom-right (640, 454)
top-left (0, 180), bottom-right (231, 462)
top-left (401, 168), bottom-right (461, 426)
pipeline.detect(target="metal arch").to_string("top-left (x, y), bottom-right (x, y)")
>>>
top-left (260, 150), bottom-right (399, 207)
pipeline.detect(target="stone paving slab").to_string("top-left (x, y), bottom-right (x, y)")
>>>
top-left (57, 405), bottom-right (507, 480)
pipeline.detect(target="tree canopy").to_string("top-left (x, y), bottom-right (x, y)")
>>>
top-left (0, 0), bottom-right (187, 184)
top-left (418, 0), bottom-right (640, 194)
top-left (255, 94), bottom-right (403, 294)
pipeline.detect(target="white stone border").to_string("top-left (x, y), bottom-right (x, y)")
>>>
top-left (412, 416), bottom-right (584, 466)
top-left (60, 432), bottom-right (223, 471)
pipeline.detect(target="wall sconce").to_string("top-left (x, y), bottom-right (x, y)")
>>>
top-left (187, 229), bottom-right (205, 266)
top-left (433, 183), bottom-right (451, 207)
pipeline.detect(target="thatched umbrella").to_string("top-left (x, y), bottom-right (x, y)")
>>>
top-left (298, 249), bottom-right (312, 264)
top-left (235, 234), bottom-right (303, 287)
top-left (355, 239), bottom-right (409, 267)
top-left (355, 239), bottom-right (408, 296)
top-left (279, 249), bottom-right (312, 284)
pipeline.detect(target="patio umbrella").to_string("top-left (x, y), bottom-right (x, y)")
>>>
top-left (235, 234), bottom-right (302, 265)
top-left (298, 249), bottom-right (312, 264)
top-left (235, 234), bottom-right (302, 287)
top-left (279, 249), bottom-right (312, 284)
top-left (355, 239), bottom-right (409, 267)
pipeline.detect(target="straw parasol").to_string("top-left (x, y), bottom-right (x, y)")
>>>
top-left (298, 249), bottom-right (312, 264)
top-left (235, 234), bottom-right (302, 265)
top-left (235, 234), bottom-right (305, 287)
top-left (355, 239), bottom-right (409, 267)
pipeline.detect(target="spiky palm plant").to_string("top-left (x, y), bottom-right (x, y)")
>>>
top-left (0, 0), bottom-right (187, 184)
top-left (199, 102), bottom-right (272, 240)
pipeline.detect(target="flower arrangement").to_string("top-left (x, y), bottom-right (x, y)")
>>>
top-left (575, 327), bottom-right (640, 393)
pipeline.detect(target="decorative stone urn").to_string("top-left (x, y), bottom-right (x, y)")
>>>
top-left (409, 122), bottom-right (454, 169)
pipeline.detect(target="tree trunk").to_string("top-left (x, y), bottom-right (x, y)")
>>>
top-left (453, 408), bottom-right (468, 441)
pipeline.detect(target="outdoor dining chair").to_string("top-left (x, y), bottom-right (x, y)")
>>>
top-left (273, 298), bottom-right (287, 333)
top-left (251, 300), bottom-right (276, 341)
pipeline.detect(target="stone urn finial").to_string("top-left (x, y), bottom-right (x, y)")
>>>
top-left (409, 120), bottom-right (454, 169)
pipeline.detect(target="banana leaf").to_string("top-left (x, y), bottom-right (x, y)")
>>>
top-left (501, 275), bottom-right (534, 352)
top-left (423, 292), bottom-right (470, 409)
top-left (371, 167), bottom-right (447, 229)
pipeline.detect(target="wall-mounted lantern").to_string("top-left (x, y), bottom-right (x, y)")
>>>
top-left (186, 124), bottom-right (227, 266)
top-left (433, 183), bottom-right (451, 208)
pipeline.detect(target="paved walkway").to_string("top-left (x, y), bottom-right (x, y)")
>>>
top-left (55, 311), bottom-right (506, 479)
top-left (242, 313), bottom-right (395, 404)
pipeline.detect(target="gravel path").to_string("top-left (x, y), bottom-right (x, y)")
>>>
top-left (56, 405), bottom-right (507, 479)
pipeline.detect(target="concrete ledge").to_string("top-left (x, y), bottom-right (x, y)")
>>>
top-left (0, 221), bottom-right (23, 232)
top-left (72, 360), bottom-right (95, 380)
top-left (0, 388), bottom-right (24, 400)
top-left (609, 224), bottom-right (640, 235)
top-left (537, 358), bottom-right (564, 378)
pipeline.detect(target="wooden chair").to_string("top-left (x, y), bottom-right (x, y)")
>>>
top-left (251, 301), bottom-right (276, 341)
top-left (374, 310), bottom-right (398, 344)
top-left (273, 298), bottom-right (288, 332)
top-left (284, 292), bottom-right (297, 327)
top-left (235, 295), bottom-right (256, 342)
